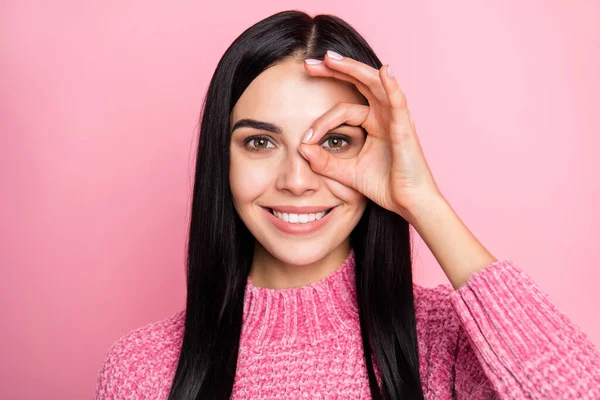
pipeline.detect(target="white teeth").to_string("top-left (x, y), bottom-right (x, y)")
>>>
top-left (271, 209), bottom-right (331, 224)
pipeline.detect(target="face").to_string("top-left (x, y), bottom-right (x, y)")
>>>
top-left (229, 58), bottom-right (368, 267)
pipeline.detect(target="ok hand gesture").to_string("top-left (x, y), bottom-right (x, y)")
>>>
top-left (299, 50), bottom-right (442, 222)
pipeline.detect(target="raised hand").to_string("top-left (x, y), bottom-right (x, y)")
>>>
top-left (299, 50), bottom-right (442, 222)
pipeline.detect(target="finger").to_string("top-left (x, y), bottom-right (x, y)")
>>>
top-left (298, 142), bottom-right (357, 189)
top-left (304, 58), bottom-right (377, 106)
top-left (302, 102), bottom-right (370, 145)
top-left (305, 51), bottom-right (389, 105)
top-left (379, 64), bottom-right (407, 108)
top-left (379, 64), bottom-right (415, 143)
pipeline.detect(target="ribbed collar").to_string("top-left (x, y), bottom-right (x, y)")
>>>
top-left (241, 249), bottom-right (360, 348)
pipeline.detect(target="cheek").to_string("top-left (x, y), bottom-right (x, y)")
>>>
top-left (229, 157), bottom-right (274, 206)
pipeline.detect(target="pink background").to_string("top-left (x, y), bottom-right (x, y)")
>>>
top-left (2, 1), bottom-right (599, 399)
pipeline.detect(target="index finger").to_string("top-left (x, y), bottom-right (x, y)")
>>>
top-left (304, 58), bottom-right (376, 106)
top-left (304, 51), bottom-right (389, 105)
top-left (300, 102), bottom-right (370, 167)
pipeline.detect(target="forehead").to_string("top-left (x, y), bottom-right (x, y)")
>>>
top-left (230, 59), bottom-right (365, 126)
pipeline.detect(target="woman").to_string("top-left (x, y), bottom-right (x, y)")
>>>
top-left (95, 10), bottom-right (600, 399)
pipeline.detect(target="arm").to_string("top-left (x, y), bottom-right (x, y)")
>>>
top-left (450, 258), bottom-right (600, 399)
top-left (409, 195), bottom-right (600, 398)
top-left (405, 194), bottom-right (497, 291)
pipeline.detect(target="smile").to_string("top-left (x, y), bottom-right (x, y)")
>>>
top-left (269, 208), bottom-right (332, 224)
top-left (262, 206), bottom-right (337, 235)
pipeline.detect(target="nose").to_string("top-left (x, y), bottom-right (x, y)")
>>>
top-left (274, 147), bottom-right (320, 195)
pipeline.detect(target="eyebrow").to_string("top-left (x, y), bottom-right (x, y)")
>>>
top-left (231, 119), bottom-right (282, 135)
top-left (230, 118), bottom-right (358, 135)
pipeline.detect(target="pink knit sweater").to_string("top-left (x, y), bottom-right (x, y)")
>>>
top-left (95, 250), bottom-right (600, 399)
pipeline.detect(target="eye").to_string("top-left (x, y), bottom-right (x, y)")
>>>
top-left (321, 134), bottom-right (351, 152)
top-left (244, 135), bottom-right (276, 152)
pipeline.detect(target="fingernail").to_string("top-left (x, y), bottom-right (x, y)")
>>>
top-left (301, 128), bottom-right (313, 143)
top-left (326, 50), bottom-right (343, 60)
top-left (298, 147), bottom-right (308, 160)
top-left (387, 64), bottom-right (394, 78)
top-left (305, 58), bottom-right (322, 65)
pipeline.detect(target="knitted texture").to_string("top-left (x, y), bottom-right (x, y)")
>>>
top-left (95, 250), bottom-right (600, 399)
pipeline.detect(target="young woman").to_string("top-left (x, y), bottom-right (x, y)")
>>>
top-left (95, 10), bottom-right (600, 399)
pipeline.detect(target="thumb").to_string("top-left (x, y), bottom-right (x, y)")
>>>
top-left (298, 143), bottom-right (356, 189)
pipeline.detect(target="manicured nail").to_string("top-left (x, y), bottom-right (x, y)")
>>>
top-left (387, 64), bottom-right (394, 78)
top-left (298, 147), bottom-right (308, 160)
top-left (305, 58), bottom-right (322, 65)
top-left (301, 128), bottom-right (313, 143)
top-left (326, 50), bottom-right (343, 60)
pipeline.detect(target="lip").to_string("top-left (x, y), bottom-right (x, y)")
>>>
top-left (262, 206), bottom-right (337, 235)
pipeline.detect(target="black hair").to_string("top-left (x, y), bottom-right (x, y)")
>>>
top-left (168, 10), bottom-right (424, 399)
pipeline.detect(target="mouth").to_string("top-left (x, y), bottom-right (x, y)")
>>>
top-left (261, 205), bottom-right (337, 235)
top-left (266, 207), bottom-right (334, 224)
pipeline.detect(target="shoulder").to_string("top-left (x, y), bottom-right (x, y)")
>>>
top-left (413, 282), bottom-right (458, 326)
top-left (413, 282), bottom-right (462, 354)
top-left (413, 280), bottom-right (501, 397)
top-left (412, 283), bottom-right (469, 389)
top-left (94, 310), bottom-right (186, 399)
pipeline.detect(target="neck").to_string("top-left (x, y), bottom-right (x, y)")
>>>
top-left (248, 239), bottom-right (351, 290)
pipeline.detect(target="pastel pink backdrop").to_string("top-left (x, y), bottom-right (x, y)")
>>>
top-left (2, 1), bottom-right (598, 399)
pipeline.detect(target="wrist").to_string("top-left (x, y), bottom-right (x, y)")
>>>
top-left (403, 192), bottom-right (451, 228)
top-left (403, 192), bottom-right (497, 290)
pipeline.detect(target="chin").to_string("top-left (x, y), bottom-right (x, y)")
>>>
top-left (257, 235), bottom-right (332, 265)
top-left (261, 241), bottom-right (336, 266)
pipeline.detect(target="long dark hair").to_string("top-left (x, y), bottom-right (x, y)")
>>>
top-left (168, 10), bottom-right (424, 399)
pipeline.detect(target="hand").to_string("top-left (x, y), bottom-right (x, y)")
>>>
top-left (299, 50), bottom-right (443, 222)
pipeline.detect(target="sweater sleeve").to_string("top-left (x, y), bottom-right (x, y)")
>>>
top-left (449, 259), bottom-right (600, 399)
top-left (94, 340), bottom-right (120, 399)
